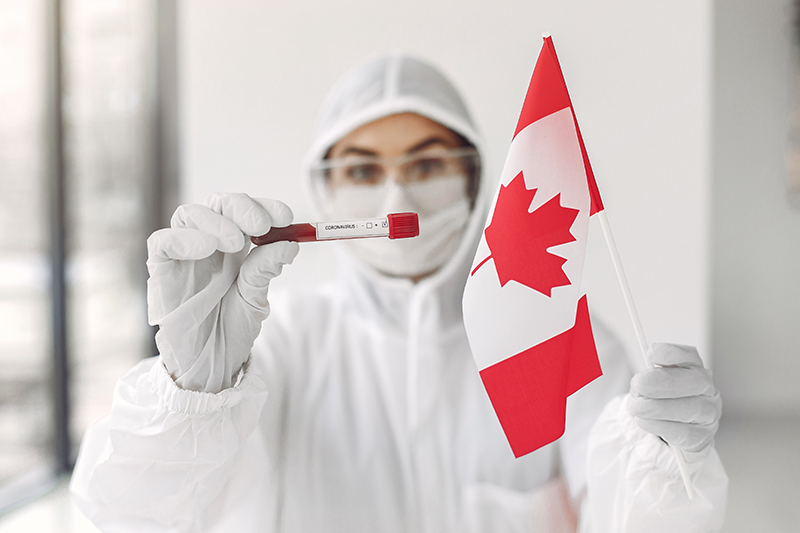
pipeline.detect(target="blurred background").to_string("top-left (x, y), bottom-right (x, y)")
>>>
top-left (0, 0), bottom-right (797, 531)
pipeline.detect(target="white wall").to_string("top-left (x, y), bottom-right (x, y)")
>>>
top-left (177, 0), bottom-right (713, 370)
top-left (712, 0), bottom-right (800, 416)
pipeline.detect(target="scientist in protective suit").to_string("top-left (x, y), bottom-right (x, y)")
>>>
top-left (71, 52), bottom-right (728, 532)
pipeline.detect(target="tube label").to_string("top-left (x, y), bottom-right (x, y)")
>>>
top-left (316, 217), bottom-right (390, 240)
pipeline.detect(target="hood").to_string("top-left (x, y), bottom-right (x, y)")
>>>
top-left (302, 51), bottom-right (493, 326)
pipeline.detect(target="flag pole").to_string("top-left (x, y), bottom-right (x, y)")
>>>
top-left (597, 210), bottom-right (696, 500)
top-left (597, 212), bottom-right (649, 363)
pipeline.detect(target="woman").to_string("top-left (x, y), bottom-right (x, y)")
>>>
top-left (71, 52), bottom-right (727, 532)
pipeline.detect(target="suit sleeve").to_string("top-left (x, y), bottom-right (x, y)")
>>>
top-left (582, 395), bottom-right (728, 532)
top-left (69, 356), bottom-right (276, 532)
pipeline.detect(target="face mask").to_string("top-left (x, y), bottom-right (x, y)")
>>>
top-left (323, 176), bottom-right (472, 278)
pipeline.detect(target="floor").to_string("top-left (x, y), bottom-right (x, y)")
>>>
top-left (0, 478), bottom-right (98, 533)
top-left (0, 414), bottom-right (797, 532)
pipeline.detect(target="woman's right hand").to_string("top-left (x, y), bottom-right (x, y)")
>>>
top-left (146, 193), bottom-right (299, 392)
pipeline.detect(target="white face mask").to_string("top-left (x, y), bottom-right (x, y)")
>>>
top-left (323, 175), bottom-right (471, 278)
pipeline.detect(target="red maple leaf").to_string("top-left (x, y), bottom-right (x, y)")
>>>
top-left (472, 171), bottom-right (579, 297)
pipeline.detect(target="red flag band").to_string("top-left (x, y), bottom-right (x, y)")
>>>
top-left (515, 36), bottom-right (604, 216)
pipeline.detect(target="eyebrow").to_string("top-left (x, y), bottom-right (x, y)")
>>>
top-left (407, 136), bottom-right (455, 153)
top-left (337, 146), bottom-right (380, 157)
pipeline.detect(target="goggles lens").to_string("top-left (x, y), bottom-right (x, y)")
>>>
top-left (312, 147), bottom-right (479, 188)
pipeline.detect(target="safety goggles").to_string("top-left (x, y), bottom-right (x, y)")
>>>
top-left (311, 146), bottom-right (480, 188)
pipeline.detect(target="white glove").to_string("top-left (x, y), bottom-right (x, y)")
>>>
top-left (146, 192), bottom-right (299, 393)
top-left (628, 343), bottom-right (722, 453)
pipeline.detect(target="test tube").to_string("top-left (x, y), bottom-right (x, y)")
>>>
top-left (251, 212), bottom-right (419, 246)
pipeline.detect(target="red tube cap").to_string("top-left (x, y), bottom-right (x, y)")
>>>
top-left (387, 212), bottom-right (419, 239)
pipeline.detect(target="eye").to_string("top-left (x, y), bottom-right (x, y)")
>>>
top-left (345, 163), bottom-right (383, 184)
top-left (405, 157), bottom-right (446, 181)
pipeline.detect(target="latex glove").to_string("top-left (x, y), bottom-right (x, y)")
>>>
top-left (628, 343), bottom-right (722, 453)
top-left (146, 192), bottom-right (299, 393)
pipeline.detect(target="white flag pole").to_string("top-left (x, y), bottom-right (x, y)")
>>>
top-left (597, 210), bottom-right (696, 500)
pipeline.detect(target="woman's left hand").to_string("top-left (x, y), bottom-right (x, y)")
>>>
top-left (628, 343), bottom-right (722, 452)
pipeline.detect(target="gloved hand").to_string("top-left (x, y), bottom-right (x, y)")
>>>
top-left (146, 193), bottom-right (299, 393)
top-left (628, 343), bottom-right (722, 453)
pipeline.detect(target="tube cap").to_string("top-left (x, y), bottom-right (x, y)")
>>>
top-left (387, 212), bottom-right (420, 239)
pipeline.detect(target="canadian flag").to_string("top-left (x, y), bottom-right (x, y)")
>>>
top-left (463, 36), bottom-right (605, 458)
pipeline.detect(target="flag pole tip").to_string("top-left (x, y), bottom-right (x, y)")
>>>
top-left (542, 32), bottom-right (551, 39)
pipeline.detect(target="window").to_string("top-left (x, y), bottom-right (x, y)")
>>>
top-left (0, 0), bottom-right (174, 507)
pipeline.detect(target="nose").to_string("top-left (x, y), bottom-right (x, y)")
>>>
top-left (383, 164), bottom-right (408, 185)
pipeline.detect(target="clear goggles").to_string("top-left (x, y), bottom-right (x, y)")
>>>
top-left (311, 146), bottom-right (480, 189)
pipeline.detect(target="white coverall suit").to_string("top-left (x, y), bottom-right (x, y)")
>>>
top-left (70, 52), bottom-right (728, 532)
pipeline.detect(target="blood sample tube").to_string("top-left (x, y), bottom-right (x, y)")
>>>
top-left (251, 212), bottom-right (419, 246)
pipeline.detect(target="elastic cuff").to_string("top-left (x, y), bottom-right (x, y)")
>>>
top-left (145, 355), bottom-right (253, 417)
